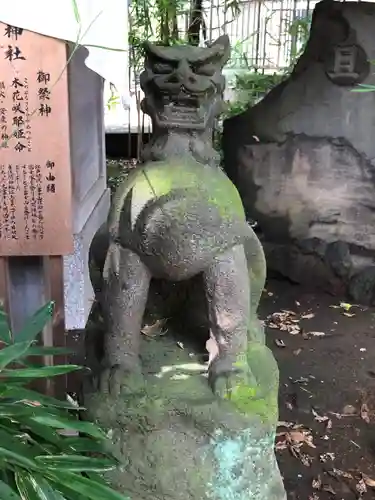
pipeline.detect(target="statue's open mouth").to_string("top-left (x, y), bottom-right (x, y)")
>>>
top-left (157, 93), bottom-right (213, 127)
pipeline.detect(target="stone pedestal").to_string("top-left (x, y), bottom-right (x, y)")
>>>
top-left (223, 0), bottom-right (375, 303)
top-left (84, 328), bottom-right (286, 500)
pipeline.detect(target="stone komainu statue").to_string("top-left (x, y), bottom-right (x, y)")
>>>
top-left (90, 35), bottom-right (266, 396)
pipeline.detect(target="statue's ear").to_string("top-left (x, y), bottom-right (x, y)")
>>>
top-left (142, 41), bottom-right (172, 61)
top-left (210, 34), bottom-right (230, 50)
top-left (143, 41), bottom-right (154, 56)
top-left (209, 34), bottom-right (231, 63)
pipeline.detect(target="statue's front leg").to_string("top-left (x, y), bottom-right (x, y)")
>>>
top-left (203, 244), bottom-right (252, 397)
top-left (99, 242), bottom-right (151, 396)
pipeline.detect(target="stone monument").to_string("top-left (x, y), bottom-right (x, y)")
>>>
top-left (223, 0), bottom-right (375, 305)
top-left (86, 36), bottom-right (285, 499)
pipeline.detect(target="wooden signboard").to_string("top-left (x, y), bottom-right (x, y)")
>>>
top-left (0, 22), bottom-right (73, 256)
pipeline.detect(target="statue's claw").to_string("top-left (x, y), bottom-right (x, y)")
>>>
top-left (208, 355), bottom-right (250, 399)
top-left (97, 364), bottom-right (144, 397)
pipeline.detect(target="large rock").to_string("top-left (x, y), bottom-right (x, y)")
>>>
top-left (223, 0), bottom-right (375, 304)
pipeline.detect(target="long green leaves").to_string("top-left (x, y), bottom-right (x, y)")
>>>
top-left (351, 83), bottom-right (375, 93)
top-left (0, 303), bottom-right (130, 500)
top-left (35, 455), bottom-right (117, 472)
top-left (2, 366), bottom-right (81, 379)
top-left (15, 303), bottom-right (54, 343)
top-left (0, 479), bottom-right (21, 500)
top-left (48, 471), bottom-right (128, 500)
top-left (0, 310), bottom-right (11, 345)
top-left (0, 342), bottom-right (34, 370)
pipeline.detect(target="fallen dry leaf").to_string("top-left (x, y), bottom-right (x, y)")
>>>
top-left (312, 476), bottom-right (322, 489)
top-left (320, 452), bottom-right (335, 462)
top-left (293, 348), bottom-right (302, 356)
top-left (141, 318), bottom-right (168, 337)
top-left (363, 474), bottom-right (375, 488)
top-left (327, 468), bottom-right (353, 480)
top-left (322, 484), bottom-right (336, 495)
top-left (356, 478), bottom-right (367, 495)
top-left (312, 408), bottom-right (330, 423)
top-left (22, 400), bottom-right (42, 407)
top-left (340, 302), bottom-right (353, 311)
top-left (299, 452), bottom-right (313, 467)
top-left (360, 403), bottom-right (370, 423)
top-left (275, 440), bottom-right (288, 451)
top-left (304, 331), bottom-right (326, 338)
top-left (276, 424), bottom-right (315, 466)
top-left (288, 430), bottom-right (316, 448)
top-left (292, 376), bottom-right (310, 384)
top-left (274, 339), bottom-right (286, 348)
top-left (266, 310), bottom-right (301, 335)
top-left (301, 312), bottom-right (315, 320)
top-left (326, 419), bottom-right (333, 431)
top-left (277, 421), bottom-right (295, 429)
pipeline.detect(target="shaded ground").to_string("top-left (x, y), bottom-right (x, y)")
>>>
top-left (262, 279), bottom-right (375, 500)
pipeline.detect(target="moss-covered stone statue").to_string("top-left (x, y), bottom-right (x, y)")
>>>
top-left (86, 35), bottom-right (286, 500)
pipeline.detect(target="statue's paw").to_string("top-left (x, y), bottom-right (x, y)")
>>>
top-left (97, 364), bottom-right (144, 397)
top-left (208, 355), bottom-right (250, 399)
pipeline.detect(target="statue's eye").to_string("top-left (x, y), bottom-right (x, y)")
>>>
top-left (153, 63), bottom-right (174, 74)
top-left (194, 64), bottom-right (216, 76)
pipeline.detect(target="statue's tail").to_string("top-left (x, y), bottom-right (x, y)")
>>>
top-left (243, 225), bottom-right (267, 312)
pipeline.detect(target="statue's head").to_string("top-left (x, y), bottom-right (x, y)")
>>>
top-left (140, 35), bottom-right (230, 131)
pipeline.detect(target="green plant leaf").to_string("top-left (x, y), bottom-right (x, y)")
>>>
top-left (0, 479), bottom-right (21, 500)
top-left (15, 303), bottom-right (54, 343)
top-left (84, 471), bottom-right (110, 486)
top-left (0, 401), bottom-right (64, 418)
top-left (30, 415), bottom-right (106, 440)
top-left (35, 455), bottom-right (117, 472)
top-left (71, 0), bottom-right (81, 23)
top-left (0, 386), bottom-right (83, 409)
top-left (15, 472), bottom-right (40, 500)
top-left (0, 446), bottom-right (36, 469)
top-left (0, 341), bottom-right (34, 370)
top-left (26, 346), bottom-right (73, 357)
top-left (48, 471), bottom-right (130, 500)
top-left (16, 419), bottom-right (68, 450)
top-left (351, 88), bottom-right (375, 93)
top-left (1, 365), bottom-right (81, 379)
top-left (0, 309), bottom-right (11, 345)
top-left (15, 471), bottom-right (67, 500)
top-left (0, 430), bottom-right (37, 467)
top-left (84, 44), bottom-right (127, 51)
top-left (63, 437), bottom-right (112, 454)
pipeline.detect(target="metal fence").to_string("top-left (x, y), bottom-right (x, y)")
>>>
top-left (202, 0), bottom-right (318, 71)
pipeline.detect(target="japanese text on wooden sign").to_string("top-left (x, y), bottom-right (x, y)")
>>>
top-left (0, 22), bottom-right (73, 256)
